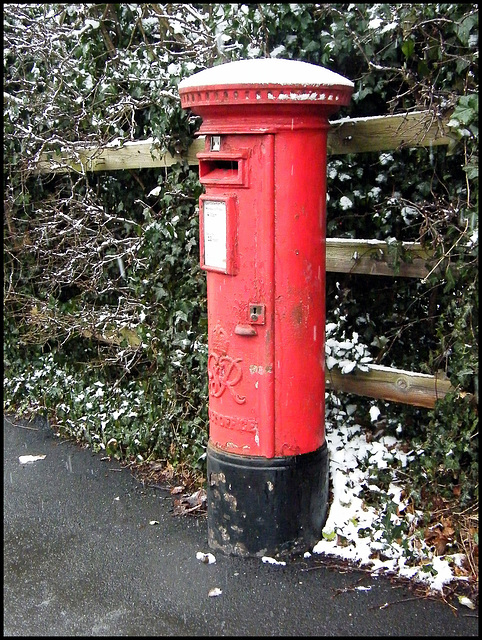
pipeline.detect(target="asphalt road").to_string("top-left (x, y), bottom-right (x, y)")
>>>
top-left (3, 414), bottom-right (478, 636)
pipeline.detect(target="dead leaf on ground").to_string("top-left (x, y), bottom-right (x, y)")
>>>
top-left (172, 488), bottom-right (207, 516)
top-left (424, 515), bottom-right (457, 555)
top-left (170, 485), bottom-right (185, 495)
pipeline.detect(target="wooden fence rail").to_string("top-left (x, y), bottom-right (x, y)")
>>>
top-left (35, 110), bottom-right (454, 173)
top-left (326, 364), bottom-right (453, 409)
top-left (325, 238), bottom-right (435, 278)
top-left (34, 110), bottom-right (462, 408)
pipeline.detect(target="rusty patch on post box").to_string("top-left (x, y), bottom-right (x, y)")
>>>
top-left (249, 364), bottom-right (273, 375)
top-left (209, 471), bottom-right (226, 486)
top-left (292, 303), bottom-right (304, 326)
top-left (281, 443), bottom-right (301, 456)
top-left (223, 492), bottom-right (237, 510)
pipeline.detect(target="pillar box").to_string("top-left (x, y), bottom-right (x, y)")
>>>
top-left (178, 59), bottom-right (353, 558)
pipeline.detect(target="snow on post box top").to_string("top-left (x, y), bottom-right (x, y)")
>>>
top-left (178, 58), bottom-right (353, 113)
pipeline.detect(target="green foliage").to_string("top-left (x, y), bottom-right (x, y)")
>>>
top-left (3, 4), bottom-right (478, 508)
top-left (4, 3), bottom-right (213, 474)
top-left (413, 393), bottom-right (478, 507)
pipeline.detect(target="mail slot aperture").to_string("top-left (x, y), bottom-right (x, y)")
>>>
top-left (198, 151), bottom-right (248, 187)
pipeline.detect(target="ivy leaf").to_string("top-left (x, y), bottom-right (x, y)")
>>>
top-left (401, 39), bottom-right (415, 59)
top-left (417, 59), bottom-right (430, 78)
top-left (455, 13), bottom-right (478, 46)
top-left (451, 95), bottom-right (478, 126)
top-left (462, 163), bottom-right (478, 180)
top-left (175, 310), bottom-right (188, 325)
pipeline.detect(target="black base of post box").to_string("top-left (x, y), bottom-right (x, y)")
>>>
top-left (206, 442), bottom-right (329, 558)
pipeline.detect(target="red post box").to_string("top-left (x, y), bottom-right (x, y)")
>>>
top-left (179, 59), bottom-right (353, 557)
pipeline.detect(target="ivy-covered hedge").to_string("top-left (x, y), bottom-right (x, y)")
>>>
top-left (4, 4), bottom-right (478, 506)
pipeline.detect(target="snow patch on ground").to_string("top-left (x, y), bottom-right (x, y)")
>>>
top-left (312, 406), bottom-right (471, 594)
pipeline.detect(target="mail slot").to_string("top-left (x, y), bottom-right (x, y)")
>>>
top-left (179, 59), bottom-right (353, 558)
top-left (198, 152), bottom-right (248, 187)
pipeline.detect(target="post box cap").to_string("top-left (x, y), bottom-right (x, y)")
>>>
top-left (179, 59), bottom-right (353, 131)
top-left (179, 59), bottom-right (353, 111)
top-left (179, 58), bottom-right (354, 90)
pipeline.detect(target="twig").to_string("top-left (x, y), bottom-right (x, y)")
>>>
top-left (369, 596), bottom-right (429, 610)
top-left (11, 423), bottom-right (40, 431)
top-left (421, 218), bottom-right (469, 284)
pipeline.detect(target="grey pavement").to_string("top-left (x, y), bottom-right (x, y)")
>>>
top-left (3, 414), bottom-right (479, 636)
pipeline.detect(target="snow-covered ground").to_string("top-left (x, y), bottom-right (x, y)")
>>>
top-left (305, 394), bottom-right (474, 604)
